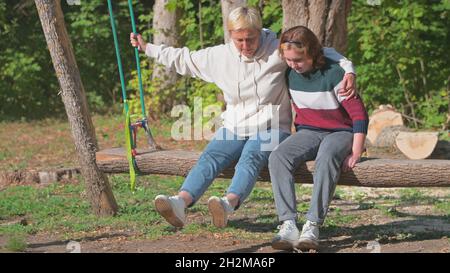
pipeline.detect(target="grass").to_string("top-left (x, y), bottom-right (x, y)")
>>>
top-left (0, 174), bottom-right (190, 241)
top-left (1, 113), bottom-right (450, 252)
top-left (397, 188), bottom-right (439, 205)
top-left (1, 179), bottom-right (449, 252)
top-left (0, 172), bottom-right (368, 247)
top-left (0, 173), bottom-right (280, 244)
top-left (434, 198), bottom-right (450, 216)
top-left (5, 233), bottom-right (27, 252)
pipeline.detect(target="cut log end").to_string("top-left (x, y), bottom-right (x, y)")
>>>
top-left (367, 107), bottom-right (404, 145)
top-left (395, 132), bottom-right (439, 160)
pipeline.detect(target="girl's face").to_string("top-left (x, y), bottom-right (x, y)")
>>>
top-left (283, 48), bottom-right (314, 74)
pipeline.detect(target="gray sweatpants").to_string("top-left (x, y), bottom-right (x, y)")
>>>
top-left (269, 128), bottom-right (353, 224)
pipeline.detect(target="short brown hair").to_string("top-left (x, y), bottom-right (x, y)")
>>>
top-left (279, 26), bottom-right (325, 69)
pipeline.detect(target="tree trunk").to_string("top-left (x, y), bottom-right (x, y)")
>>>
top-left (35, 0), bottom-right (118, 216)
top-left (446, 75), bottom-right (450, 131)
top-left (282, 0), bottom-right (351, 53)
top-left (152, 0), bottom-right (182, 115)
top-left (221, 0), bottom-right (247, 43)
top-left (96, 148), bottom-right (450, 187)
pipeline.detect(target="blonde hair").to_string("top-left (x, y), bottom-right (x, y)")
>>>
top-left (227, 6), bottom-right (262, 32)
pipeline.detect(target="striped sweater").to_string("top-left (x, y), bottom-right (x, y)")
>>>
top-left (288, 58), bottom-right (369, 134)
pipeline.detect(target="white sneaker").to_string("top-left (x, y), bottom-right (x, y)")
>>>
top-left (271, 220), bottom-right (300, 250)
top-left (208, 196), bottom-right (234, 228)
top-left (296, 220), bottom-right (320, 250)
top-left (154, 195), bottom-right (186, 228)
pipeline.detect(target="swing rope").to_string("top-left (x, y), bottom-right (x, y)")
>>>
top-left (107, 0), bottom-right (158, 192)
top-left (127, 0), bottom-right (146, 118)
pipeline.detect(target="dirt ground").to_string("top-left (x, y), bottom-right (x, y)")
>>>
top-left (10, 233), bottom-right (448, 253)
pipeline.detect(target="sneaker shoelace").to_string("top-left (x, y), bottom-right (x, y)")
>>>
top-left (220, 197), bottom-right (234, 213)
top-left (277, 222), bottom-right (296, 236)
top-left (302, 221), bottom-right (317, 233)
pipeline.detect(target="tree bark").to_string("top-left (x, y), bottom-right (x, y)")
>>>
top-left (282, 0), bottom-right (351, 53)
top-left (35, 0), bottom-right (118, 216)
top-left (221, 0), bottom-right (247, 43)
top-left (152, 0), bottom-right (182, 115)
top-left (96, 148), bottom-right (450, 187)
top-left (446, 75), bottom-right (450, 131)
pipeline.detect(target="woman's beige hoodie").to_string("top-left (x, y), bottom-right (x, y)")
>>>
top-left (145, 29), bottom-right (354, 137)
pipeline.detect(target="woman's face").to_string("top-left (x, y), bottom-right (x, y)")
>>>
top-left (283, 48), bottom-right (314, 74)
top-left (230, 28), bottom-right (260, 58)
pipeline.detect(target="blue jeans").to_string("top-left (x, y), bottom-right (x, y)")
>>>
top-left (180, 127), bottom-right (290, 209)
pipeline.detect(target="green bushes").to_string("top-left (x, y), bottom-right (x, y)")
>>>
top-left (1, 0), bottom-right (448, 130)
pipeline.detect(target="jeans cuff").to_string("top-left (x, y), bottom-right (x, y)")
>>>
top-left (279, 214), bottom-right (298, 222)
top-left (225, 191), bottom-right (242, 210)
top-left (179, 188), bottom-right (197, 208)
top-left (305, 214), bottom-right (324, 225)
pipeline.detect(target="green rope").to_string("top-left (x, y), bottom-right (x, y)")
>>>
top-left (107, 0), bottom-right (136, 191)
top-left (128, 0), bottom-right (147, 119)
top-left (107, 0), bottom-right (128, 113)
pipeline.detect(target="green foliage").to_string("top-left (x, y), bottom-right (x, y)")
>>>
top-left (348, 0), bottom-right (450, 129)
top-left (0, 0), bottom-right (63, 120)
top-left (64, 1), bottom-right (153, 115)
top-left (0, 0), bottom-right (152, 120)
top-left (250, 0), bottom-right (283, 34)
top-left (1, 0), bottom-right (448, 130)
top-left (417, 92), bottom-right (448, 128)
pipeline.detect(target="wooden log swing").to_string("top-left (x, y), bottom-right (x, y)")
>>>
top-left (96, 148), bottom-right (450, 188)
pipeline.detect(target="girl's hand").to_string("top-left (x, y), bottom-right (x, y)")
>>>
top-left (342, 153), bottom-right (361, 172)
top-left (130, 33), bottom-right (147, 52)
top-left (338, 73), bottom-right (356, 99)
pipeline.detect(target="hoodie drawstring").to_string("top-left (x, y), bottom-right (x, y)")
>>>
top-left (237, 54), bottom-right (263, 120)
top-left (253, 58), bottom-right (261, 110)
top-left (237, 54), bottom-right (246, 113)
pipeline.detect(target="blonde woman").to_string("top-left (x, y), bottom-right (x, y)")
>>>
top-left (130, 7), bottom-right (357, 229)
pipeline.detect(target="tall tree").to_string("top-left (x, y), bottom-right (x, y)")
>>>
top-left (282, 0), bottom-right (351, 53)
top-left (447, 76), bottom-right (450, 131)
top-left (34, 0), bottom-right (118, 216)
top-left (221, 0), bottom-right (247, 43)
top-left (152, 0), bottom-right (182, 115)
